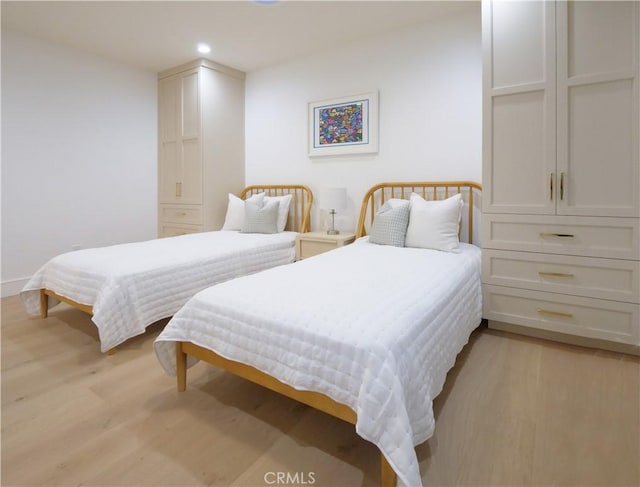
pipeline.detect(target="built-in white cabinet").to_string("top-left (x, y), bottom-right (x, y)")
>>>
top-left (482, 1), bottom-right (640, 354)
top-left (158, 59), bottom-right (245, 237)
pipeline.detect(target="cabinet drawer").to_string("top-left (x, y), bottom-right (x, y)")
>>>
top-left (483, 285), bottom-right (639, 345)
top-left (482, 250), bottom-right (640, 303)
top-left (160, 205), bottom-right (203, 225)
top-left (296, 240), bottom-right (337, 260)
top-left (295, 233), bottom-right (356, 260)
top-left (482, 214), bottom-right (640, 259)
top-left (159, 223), bottom-right (202, 238)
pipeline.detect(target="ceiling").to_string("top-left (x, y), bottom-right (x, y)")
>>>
top-left (2, 1), bottom-right (473, 73)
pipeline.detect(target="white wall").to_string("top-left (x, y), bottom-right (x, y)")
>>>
top-left (1, 30), bottom-right (158, 296)
top-left (245, 4), bottom-right (481, 231)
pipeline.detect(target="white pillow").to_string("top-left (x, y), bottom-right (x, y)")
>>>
top-left (405, 193), bottom-right (463, 252)
top-left (221, 193), bottom-right (265, 231)
top-left (265, 194), bottom-right (293, 232)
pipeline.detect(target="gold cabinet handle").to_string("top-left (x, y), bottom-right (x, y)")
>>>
top-left (538, 271), bottom-right (575, 278)
top-left (537, 308), bottom-right (573, 319)
top-left (560, 172), bottom-right (565, 200)
top-left (550, 173), bottom-right (554, 201)
top-left (176, 182), bottom-right (182, 197)
top-left (539, 232), bottom-right (575, 238)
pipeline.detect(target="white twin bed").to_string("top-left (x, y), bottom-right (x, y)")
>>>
top-left (153, 181), bottom-right (483, 487)
top-left (21, 185), bottom-right (312, 352)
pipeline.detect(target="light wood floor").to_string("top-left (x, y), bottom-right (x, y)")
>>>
top-left (1, 295), bottom-right (638, 487)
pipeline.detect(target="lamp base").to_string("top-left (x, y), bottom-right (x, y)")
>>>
top-left (327, 209), bottom-right (340, 235)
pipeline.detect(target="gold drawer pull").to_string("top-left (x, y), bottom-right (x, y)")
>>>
top-left (176, 182), bottom-right (182, 197)
top-left (538, 271), bottom-right (575, 278)
top-left (180, 212), bottom-right (187, 216)
top-left (540, 232), bottom-right (575, 238)
top-left (549, 172), bottom-right (554, 201)
top-left (537, 308), bottom-right (573, 319)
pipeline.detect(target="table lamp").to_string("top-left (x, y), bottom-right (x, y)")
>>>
top-left (322, 187), bottom-right (347, 235)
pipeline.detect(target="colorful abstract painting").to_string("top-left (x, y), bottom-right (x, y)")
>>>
top-left (317, 101), bottom-right (364, 145)
top-left (309, 92), bottom-right (378, 156)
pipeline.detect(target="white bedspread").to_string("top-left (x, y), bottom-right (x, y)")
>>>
top-left (154, 238), bottom-right (482, 487)
top-left (21, 231), bottom-right (297, 352)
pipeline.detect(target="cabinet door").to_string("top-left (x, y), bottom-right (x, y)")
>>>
top-left (158, 76), bottom-right (180, 204)
top-left (556, 1), bottom-right (639, 217)
top-left (482, 0), bottom-right (557, 214)
top-left (158, 70), bottom-right (202, 205)
top-left (179, 71), bottom-right (202, 205)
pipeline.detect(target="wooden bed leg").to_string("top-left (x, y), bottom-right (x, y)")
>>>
top-left (107, 348), bottom-right (116, 356)
top-left (176, 341), bottom-right (187, 392)
top-left (39, 290), bottom-right (48, 319)
top-left (381, 453), bottom-right (397, 487)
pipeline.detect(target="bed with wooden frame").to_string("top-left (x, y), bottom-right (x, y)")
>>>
top-left (21, 184), bottom-right (313, 353)
top-left (155, 181), bottom-right (482, 487)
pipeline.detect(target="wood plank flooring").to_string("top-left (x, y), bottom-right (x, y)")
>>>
top-left (1, 295), bottom-right (638, 486)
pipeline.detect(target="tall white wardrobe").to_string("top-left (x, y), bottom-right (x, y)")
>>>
top-left (482, 1), bottom-right (639, 354)
top-left (158, 59), bottom-right (245, 237)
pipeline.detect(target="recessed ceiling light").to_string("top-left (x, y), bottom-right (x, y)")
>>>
top-left (197, 43), bottom-right (211, 54)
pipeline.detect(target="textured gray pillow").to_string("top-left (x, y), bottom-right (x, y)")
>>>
top-left (241, 199), bottom-right (279, 234)
top-left (369, 200), bottom-right (410, 247)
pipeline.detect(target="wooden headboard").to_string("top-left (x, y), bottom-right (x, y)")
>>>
top-left (356, 181), bottom-right (482, 244)
top-left (240, 185), bottom-right (313, 233)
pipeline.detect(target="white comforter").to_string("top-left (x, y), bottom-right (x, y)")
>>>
top-left (154, 238), bottom-right (482, 487)
top-left (21, 231), bottom-right (297, 352)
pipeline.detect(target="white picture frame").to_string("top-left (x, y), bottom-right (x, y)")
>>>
top-left (308, 91), bottom-right (379, 157)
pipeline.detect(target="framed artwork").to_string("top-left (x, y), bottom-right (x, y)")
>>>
top-left (308, 91), bottom-right (379, 157)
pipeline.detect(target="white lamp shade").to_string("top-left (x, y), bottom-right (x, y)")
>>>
top-left (321, 187), bottom-right (347, 211)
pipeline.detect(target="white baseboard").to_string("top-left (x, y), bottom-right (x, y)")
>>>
top-left (1, 277), bottom-right (29, 298)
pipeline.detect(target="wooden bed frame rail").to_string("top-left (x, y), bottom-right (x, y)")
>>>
top-left (39, 288), bottom-right (93, 319)
top-left (39, 289), bottom-right (117, 354)
top-left (176, 341), bottom-right (397, 486)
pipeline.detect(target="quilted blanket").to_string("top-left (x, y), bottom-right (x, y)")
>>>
top-left (154, 238), bottom-right (481, 487)
top-left (21, 231), bottom-right (297, 352)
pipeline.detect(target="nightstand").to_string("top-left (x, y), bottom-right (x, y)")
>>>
top-left (295, 231), bottom-right (356, 260)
